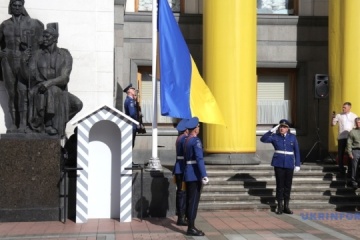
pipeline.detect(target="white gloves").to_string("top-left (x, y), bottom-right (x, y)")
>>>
top-left (294, 166), bottom-right (300, 172)
top-left (270, 124), bottom-right (280, 133)
top-left (202, 177), bottom-right (209, 185)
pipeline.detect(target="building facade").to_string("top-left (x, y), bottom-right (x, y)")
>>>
top-left (114, 0), bottom-right (331, 165)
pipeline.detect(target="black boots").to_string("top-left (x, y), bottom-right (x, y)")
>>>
top-left (276, 200), bottom-right (293, 215)
top-left (276, 200), bottom-right (283, 214)
top-left (176, 214), bottom-right (188, 226)
top-left (283, 199), bottom-right (293, 214)
top-left (186, 220), bottom-right (205, 236)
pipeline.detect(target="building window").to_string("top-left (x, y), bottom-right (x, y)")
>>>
top-left (139, 0), bottom-right (181, 12)
top-left (126, 0), bottom-right (183, 13)
top-left (257, 0), bottom-right (297, 15)
top-left (137, 67), bottom-right (175, 124)
top-left (257, 68), bottom-right (297, 125)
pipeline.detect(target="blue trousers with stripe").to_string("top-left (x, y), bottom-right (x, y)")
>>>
top-left (186, 181), bottom-right (202, 222)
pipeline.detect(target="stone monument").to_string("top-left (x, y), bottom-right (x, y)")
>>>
top-left (0, 0), bottom-right (83, 222)
top-left (22, 22), bottom-right (83, 136)
top-left (0, 0), bottom-right (44, 133)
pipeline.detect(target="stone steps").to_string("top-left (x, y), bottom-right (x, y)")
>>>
top-left (205, 165), bottom-right (339, 171)
top-left (199, 202), bottom-right (360, 211)
top-left (199, 163), bottom-right (360, 211)
top-left (202, 188), bottom-right (358, 195)
top-left (201, 194), bottom-right (360, 202)
top-left (206, 180), bottom-right (347, 187)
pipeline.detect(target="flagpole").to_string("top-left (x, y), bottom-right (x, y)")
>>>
top-left (145, 0), bottom-right (162, 171)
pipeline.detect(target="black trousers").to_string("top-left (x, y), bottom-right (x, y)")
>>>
top-left (274, 167), bottom-right (293, 201)
top-left (338, 139), bottom-right (352, 176)
top-left (338, 138), bottom-right (347, 170)
top-left (132, 127), bottom-right (136, 148)
top-left (351, 149), bottom-right (360, 184)
top-left (186, 181), bottom-right (202, 222)
top-left (175, 174), bottom-right (186, 215)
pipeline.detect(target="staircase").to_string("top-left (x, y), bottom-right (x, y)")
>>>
top-left (199, 163), bottom-right (360, 211)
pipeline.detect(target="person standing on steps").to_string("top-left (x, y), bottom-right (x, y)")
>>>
top-left (183, 117), bottom-right (209, 236)
top-left (260, 119), bottom-right (300, 215)
top-left (346, 117), bottom-right (360, 189)
top-left (332, 102), bottom-right (358, 178)
top-left (173, 118), bottom-right (188, 226)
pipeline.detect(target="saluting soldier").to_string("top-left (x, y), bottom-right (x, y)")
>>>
top-left (173, 118), bottom-right (188, 226)
top-left (123, 83), bottom-right (138, 148)
top-left (183, 117), bottom-right (209, 236)
top-left (260, 119), bottom-right (300, 215)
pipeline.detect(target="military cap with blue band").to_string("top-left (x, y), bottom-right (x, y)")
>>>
top-left (279, 119), bottom-right (290, 127)
top-left (185, 117), bottom-right (199, 130)
top-left (176, 119), bottom-right (188, 132)
top-left (123, 83), bottom-right (135, 93)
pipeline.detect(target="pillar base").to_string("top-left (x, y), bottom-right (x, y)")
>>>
top-left (205, 153), bottom-right (260, 165)
top-left (145, 157), bottom-right (163, 171)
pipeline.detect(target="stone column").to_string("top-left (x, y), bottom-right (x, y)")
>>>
top-left (202, 0), bottom-right (257, 164)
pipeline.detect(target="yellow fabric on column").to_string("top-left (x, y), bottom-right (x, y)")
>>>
top-left (342, 0), bottom-right (360, 114)
top-left (203, 0), bottom-right (256, 153)
top-left (329, 0), bottom-right (360, 152)
top-left (328, 0), bottom-right (342, 152)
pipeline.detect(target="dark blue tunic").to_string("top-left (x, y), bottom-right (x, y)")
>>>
top-left (260, 131), bottom-right (300, 169)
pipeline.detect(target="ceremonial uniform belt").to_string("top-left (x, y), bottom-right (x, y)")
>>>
top-left (176, 156), bottom-right (184, 160)
top-left (186, 160), bottom-right (197, 164)
top-left (275, 150), bottom-right (294, 155)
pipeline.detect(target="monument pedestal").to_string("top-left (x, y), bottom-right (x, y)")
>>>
top-left (0, 134), bottom-right (61, 222)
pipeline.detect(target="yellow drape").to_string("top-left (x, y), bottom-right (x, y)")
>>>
top-left (329, 0), bottom-right (360, 151)
top-left (203, 0), bottom-right (257, 153)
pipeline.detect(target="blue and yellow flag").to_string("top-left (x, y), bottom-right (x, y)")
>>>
top-left (158, 0), bottom-right (225, 125)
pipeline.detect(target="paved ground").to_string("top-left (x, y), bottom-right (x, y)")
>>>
top-left (0, 209), bottom-right (359, 240)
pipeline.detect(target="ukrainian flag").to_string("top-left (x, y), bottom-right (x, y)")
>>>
top-left (158, 0), bottom-right (225, 125)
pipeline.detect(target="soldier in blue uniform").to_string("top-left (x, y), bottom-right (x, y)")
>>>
top-left (173, 118), bottom-right (188, 226)
top-left (260, 119), bottom-right (300, 215)
top-left (123, 83), bottom-right (138, 148)
top-left (183, 117), bottom-right (209, 236)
